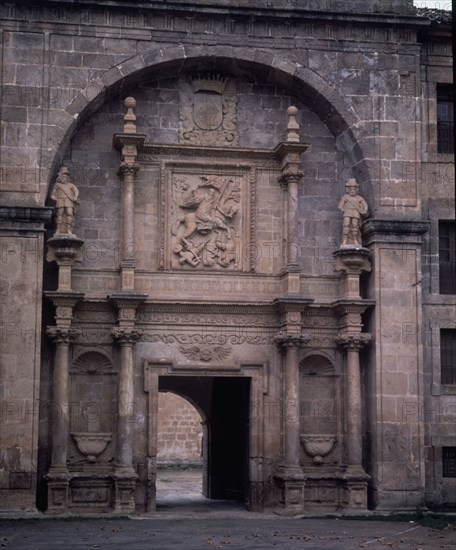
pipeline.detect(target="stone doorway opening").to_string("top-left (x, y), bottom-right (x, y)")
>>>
top-left (156, 391), bottom-right (204, 507)
top-left (157, 376), bottom-right (251, 510)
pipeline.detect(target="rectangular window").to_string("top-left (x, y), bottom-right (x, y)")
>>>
top-left (437, 85), bottom-right (454, 154)
top-left (439, 221), bottom-right (456, 294)
top-left (441, 329), bottom-right (456, 385)
top-left (442, 447), bottom-right (456, 478)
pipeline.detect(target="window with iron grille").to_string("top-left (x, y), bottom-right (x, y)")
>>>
top-left (439, 221), bottom-right (456, 294)
top-left (442, 447), bottom-right (456, 478)
top-left (441, 329), bottom-right (456, 385)
top-left (437, 85), bottom-right (454, 154)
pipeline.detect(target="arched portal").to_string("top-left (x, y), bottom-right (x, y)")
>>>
top-left (45, 49), bottom-right (373, 205)
top-left (158, 376), bottom-right (251, 509)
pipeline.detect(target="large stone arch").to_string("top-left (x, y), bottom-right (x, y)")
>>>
top-left (47, 45), bottom-right (373, 202)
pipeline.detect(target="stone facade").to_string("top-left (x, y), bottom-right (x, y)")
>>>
top-left (0, 0), bottom-right (454, 515)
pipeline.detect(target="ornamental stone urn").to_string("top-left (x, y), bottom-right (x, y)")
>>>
top-left (71, 432), bottom-right (112, 462)
top-left (300, 435), bottom-right (336, 465)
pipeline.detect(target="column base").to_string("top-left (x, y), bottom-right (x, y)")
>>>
top-left (45, 467), bottom-right (71, 514)
top-left (273, 467), bottom-right (306, 516)
top-left (341, 466), bottom-right (370, 511)
top-left (114, 467), bottom-right (138, 513)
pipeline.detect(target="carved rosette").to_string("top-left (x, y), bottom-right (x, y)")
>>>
top-left (111, 327), bottom-right (142, 345)
top-left (46, 326), bottom-right (80, 345)
top-left (335, 333), bottom-right (372, 351)
top-left (274, 332), bottom-right (311, 350)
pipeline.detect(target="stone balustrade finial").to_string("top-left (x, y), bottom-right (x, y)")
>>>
top-left (123, 97), bottom-right (137, 134)
top-left (286, 106), bottom-right (300, 142)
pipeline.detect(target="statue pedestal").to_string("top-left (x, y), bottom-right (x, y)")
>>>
top-left (46, 235), bottom-right (84, 292)
top-left (334, 247), bottom-right (371, 299)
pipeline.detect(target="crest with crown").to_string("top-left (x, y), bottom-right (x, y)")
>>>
top-left (191, 74), bottom-right (228, 95)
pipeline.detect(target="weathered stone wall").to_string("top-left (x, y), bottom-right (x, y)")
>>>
top-left (0, 0), bottom-right (453, 513)
top-left (157, 392), bottom-right (203, 465)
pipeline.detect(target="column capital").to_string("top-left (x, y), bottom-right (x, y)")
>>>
top-left (336, 332), bottom-right (372, 351)
top-left (118, 162), bottom-right (140, 178)
top-left (278, 169), bottom-right (304, 188)
top-left (46, 326), bottom-right (80, 344)
top-left (111, 327), bottom-right (142, 344)
top-left (275, 332), bottom-right (310, 350)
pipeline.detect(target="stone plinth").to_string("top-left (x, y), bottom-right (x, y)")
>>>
top-left (334, 247), bottom-right (371, 300)
top-left (46, 236), bottom-right (84, 292)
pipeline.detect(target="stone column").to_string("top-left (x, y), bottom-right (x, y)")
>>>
top-left (274, 107), bottom-right (309, 294)
top-left (111, 327), bottom-right (141, 471)
top-left (109, 293), bottom-right (146, 513)
top-left (45, 232), bottom-right (84, 513)
top-left (273, 297), bottom-right (312, 515)
top-left (335, 332), bottom-right (371, 510)
top-left (113, 97), bottom-right (146, 292)
top-left (44, 293), bottom-right (82, 514)
top-left (336, 333), bottom-right (371, 470)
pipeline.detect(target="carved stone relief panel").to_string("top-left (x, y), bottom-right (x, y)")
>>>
top-left (179, 75), bottom-right (237, 146)
top-left (159, 160), bottom-right (256, 271)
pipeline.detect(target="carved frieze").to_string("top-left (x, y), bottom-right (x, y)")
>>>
top-left (179, 75), bottom-right (237, 146)
top-left (159, 160), bottom-right (256, 271)
top-left (179, 344), bottom-right (231, 362)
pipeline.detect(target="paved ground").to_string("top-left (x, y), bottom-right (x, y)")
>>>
top-left (1, 469), bottom-right (455, 549)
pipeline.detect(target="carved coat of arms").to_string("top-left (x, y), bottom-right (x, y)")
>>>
top-left (172, 174), bottom-right (241, 269)
top-left (179, 75), bottom-right (238, 146)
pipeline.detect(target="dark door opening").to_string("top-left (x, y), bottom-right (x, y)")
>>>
top-left (209, 377), bottom-right (250, 502)
top-left (158, 376), bottom-right (250, 506)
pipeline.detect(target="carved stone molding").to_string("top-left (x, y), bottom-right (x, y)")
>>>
top-left (179, 75), bottom-right (237, 146)
top-left (46, 326), bottom-right (80, 345)
top-left (335, 333), bottom-right (372, 351)
top-left (111, 327), bottom-right (143, 344)
top-left (179, 344), bottom-right (231, 362)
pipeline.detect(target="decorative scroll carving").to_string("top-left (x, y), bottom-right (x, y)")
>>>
top-left (144, 332), bottom-right (274, 346)
top-left (179, 75), bottom-right (237, 146)
top-left (179, 344), bottom-right (231, 362)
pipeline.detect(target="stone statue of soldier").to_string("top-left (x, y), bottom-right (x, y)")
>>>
top-left (51, 167), bottom-right (80, 236)
top-left (338, 178), bottom-right (368, 247)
